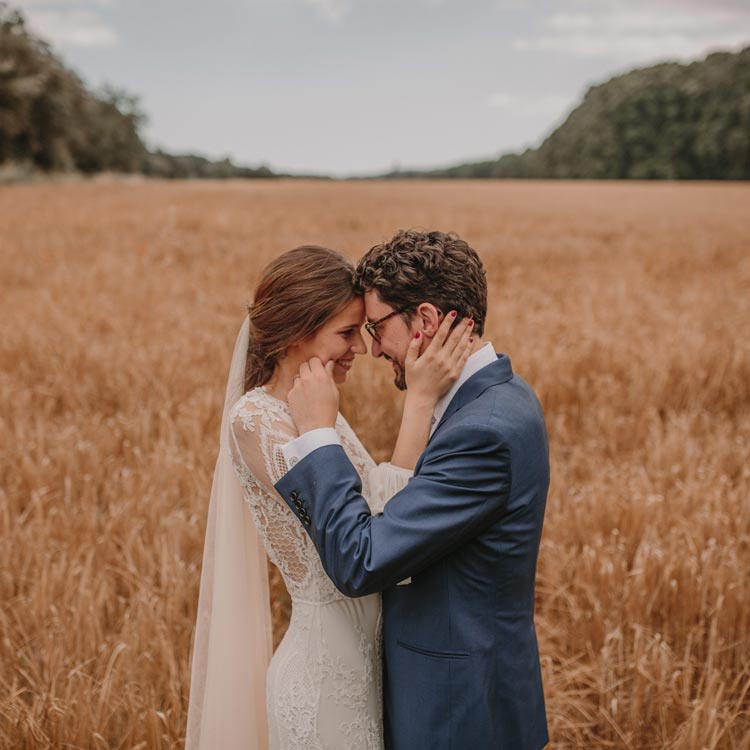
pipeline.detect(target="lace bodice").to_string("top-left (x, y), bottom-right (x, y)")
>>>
top-left (228, 386), bottom-right (409, 604)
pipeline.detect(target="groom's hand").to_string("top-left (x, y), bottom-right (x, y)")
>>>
top-left (288, 357), bottom-right (339, 434)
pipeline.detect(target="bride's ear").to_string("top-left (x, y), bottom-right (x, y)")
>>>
top-left (415, 303), bottom-right (442, 337)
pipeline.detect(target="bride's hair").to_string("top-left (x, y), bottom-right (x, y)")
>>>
top-left (244, 245), bottom-right (357, 391)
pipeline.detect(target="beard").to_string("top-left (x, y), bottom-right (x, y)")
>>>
top-left (393, 361), bottom-right (407, 391)
top-left (383, 353), bottom-right (407, 390)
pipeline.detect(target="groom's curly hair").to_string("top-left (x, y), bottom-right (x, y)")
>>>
top-left (354, 229), bottom-right (487, 336)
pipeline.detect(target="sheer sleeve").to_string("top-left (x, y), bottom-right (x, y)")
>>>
top-left (228, 392), bottom-right (311, 588)
top-left (366, 462), bottom-right (413, 514)
top-left (230, 401), bottom-right (293, 486)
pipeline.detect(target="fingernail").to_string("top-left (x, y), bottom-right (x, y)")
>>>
top-left (450, 311), bottom-right (457, 318)
top-left (468, 320), bottom-right (474, 327)
top-left (415, 331), bottom-right (421, 339)
top-left (469, 337), bottom-right (474, 343)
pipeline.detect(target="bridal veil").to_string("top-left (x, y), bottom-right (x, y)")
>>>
top-left (185, 314), bottom-right (273, 750)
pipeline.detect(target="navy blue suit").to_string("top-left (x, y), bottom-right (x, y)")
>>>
top-left (275, 355), bottom-right (550, 750)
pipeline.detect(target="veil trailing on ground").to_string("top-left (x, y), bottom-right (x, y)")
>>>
top-left (186, 314), bottom-right (272, 750)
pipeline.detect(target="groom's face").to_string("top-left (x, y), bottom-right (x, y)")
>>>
top-left (363, 291), bottom-right (414, 391)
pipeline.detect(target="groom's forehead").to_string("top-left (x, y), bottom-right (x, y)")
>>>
top-left (363, 291), bottom-right (392, 318)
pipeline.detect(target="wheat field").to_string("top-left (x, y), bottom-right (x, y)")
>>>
top-left (1, 178), bottom-right (748, 749)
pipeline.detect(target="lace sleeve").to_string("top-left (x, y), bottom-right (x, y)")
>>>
top-left (228, 392), bottom-right (310, 586)
top-left (230, 395), bottom-right (296, 485)
top-left (366, 462), bottom-right (413, 514)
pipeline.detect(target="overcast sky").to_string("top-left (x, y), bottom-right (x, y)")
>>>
top-left (12, 0), bottom-right (750, 176)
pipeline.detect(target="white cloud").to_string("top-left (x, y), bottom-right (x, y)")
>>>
top-left (514, 31), bottom-right (750, 61)
top-left (487, 92), bottom-right (514, 107)
top-left (546, 5), bottom-right (750, 34)
top-left (548, 8), bottom-right (742, 34)
top-left (303, 0), bottom-right (350, 23)
top-left (15, 0), bottom-right (117, 49)
top-left (515, 1), bottom-right (750, 62)
top-left (22, 8), bottom-right (117, 48)
top-left (554, 0), bottom-right (750, 12)
top-left (14, 0), bottom-right (112, 6)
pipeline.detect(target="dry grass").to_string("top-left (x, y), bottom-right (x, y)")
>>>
top-left (1, 178), bottom-right (748, 749)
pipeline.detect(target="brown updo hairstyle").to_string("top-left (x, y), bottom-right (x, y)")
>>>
top-left (244, 245), bottom-right (357, 392)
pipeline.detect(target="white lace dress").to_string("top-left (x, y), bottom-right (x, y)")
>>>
top-left (228, 386), bottom-right (411, 750)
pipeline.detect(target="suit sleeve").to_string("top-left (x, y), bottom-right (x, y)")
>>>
top-left (274, 421), bottom-right (511, 597)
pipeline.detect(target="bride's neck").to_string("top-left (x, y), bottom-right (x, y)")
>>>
top-left (263, 358), bottom-right (300, 402)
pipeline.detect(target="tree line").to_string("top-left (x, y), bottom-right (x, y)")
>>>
top-left (0, 4), bottom-right (273, 178)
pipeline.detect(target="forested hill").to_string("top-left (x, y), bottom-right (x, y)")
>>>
top-left (388, 46), bottom-right (750, 180)
top-left (0, 4), bottom-right (273, 179)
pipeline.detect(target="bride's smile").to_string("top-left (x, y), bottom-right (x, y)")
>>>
top-left (334, 356), bottom-right (354, 372)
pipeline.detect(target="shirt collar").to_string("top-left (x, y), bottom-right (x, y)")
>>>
top-left (429, 342), bottom-right (497, 436)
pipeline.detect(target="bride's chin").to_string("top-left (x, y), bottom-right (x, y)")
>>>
top-left (332, 360), bottom-right (354, 384)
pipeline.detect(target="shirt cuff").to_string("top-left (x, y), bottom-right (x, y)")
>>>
top-left (281, 427), bottom-right (341, 469)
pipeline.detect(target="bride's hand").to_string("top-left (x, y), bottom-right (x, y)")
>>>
top-left (405, 311), bottom-right (474, 404)
top-left (288, 358), bottom-right (340, 434)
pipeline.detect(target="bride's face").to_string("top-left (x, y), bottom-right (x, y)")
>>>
top-left (295, 297), bottom-right (368, 384)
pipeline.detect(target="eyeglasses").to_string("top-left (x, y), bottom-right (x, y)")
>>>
top-left (364, 307), bottom-right (408, 343)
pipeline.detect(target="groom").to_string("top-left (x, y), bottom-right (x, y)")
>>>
top-left (275, 229), bottom-right (550, 750)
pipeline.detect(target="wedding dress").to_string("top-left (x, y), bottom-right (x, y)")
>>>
top-left (227, 385), bottom-right (412, 750)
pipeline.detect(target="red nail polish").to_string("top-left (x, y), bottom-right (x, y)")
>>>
top-left (469, 337), bottom-right (474, 343)
top-left (415, 331), bottom-right (421, 339)
top-left (450, 311), bottom-right (457, 318)
top-left (468, 320), bottom-right (474, 327)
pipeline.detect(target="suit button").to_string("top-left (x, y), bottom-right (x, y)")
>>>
top-left (290, 490), bottom-right (299, 500)
top-left (294, 498), bottom-right (303, 509)
top-left (303, 516), bottom-right (311, 526)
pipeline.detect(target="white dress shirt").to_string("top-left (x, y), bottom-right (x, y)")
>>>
top-left (281, 342), bottom-right (497, 467)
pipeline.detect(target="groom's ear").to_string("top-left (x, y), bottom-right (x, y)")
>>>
top-left (415, 303), bottom-right (442, 338)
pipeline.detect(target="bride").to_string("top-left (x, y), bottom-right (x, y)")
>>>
top-left (185, 245), bottom-right (472, 750)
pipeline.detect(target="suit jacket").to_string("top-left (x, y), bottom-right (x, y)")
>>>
top-left (275, 354), bottom-right (550, 750)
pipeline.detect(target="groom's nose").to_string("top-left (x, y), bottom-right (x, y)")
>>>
top-left (370, 339), bottom-right (383, 358)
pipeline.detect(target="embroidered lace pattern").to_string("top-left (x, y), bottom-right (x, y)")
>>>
top-left (228, 386), bottom-right (410, 750)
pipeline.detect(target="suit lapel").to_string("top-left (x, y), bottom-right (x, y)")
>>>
top-left (412, 354), bottom-right (513, 474)
top-left (428, 353), bottom-right (513, 444)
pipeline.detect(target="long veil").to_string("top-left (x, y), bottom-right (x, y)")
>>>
top-left (186, 314), bottom-right (273, 750)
